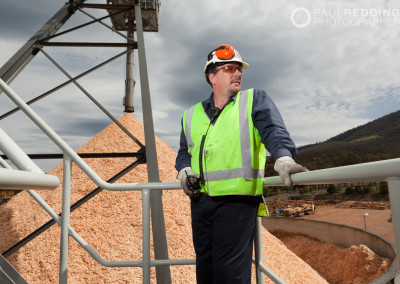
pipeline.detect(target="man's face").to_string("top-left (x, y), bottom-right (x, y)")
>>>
top-left (209, 63), bottom-right (242, 96)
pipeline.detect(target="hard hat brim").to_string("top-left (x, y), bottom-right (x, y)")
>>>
top-left (204, 59), bottom-right (249, 74)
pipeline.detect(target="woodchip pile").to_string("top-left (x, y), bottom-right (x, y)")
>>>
top-left (271, 230), bottom-right (390, 284)
top-left (0, 114), bottom-right (389, 283)
top-left (335, 201), bottom-right (390, 210)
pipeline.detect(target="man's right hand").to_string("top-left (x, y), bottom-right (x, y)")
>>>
top-left (177, 167), bottom-right (201, 198)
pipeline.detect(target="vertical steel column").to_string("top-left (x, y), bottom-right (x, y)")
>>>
top-left (124, 18), bottom-right (135, 113)
top-left (59, 155), bottom-right (72, 284)
top-left (135, 3), bottom-right (171, 283)
top-left (388, 177), bottom-right (400, 271)
top-left (254, 217), bottom-right (265, 284)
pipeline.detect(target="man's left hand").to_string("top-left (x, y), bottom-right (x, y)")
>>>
top-left (274, 156), bottom-right (308, 188)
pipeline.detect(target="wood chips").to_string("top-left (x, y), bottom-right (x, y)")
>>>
top-left (271, 230), bottom-right (389, 284)
top-left (0, 114), bottom-right (386, 283)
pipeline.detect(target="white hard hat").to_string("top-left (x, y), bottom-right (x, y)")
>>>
top-left (204, 44), bottom-right (249, 74)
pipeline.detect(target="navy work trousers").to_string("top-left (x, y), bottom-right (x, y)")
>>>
top-left (190, 194), bottom-right (260, 284)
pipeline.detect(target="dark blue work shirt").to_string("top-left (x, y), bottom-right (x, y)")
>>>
top-left (175, 89), bottom-right (298, 172)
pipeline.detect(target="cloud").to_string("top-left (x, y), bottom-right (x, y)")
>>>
top-left (1, 0), bottom-right (400, 172)
top-left (0, 2), bottom-right (60, 38)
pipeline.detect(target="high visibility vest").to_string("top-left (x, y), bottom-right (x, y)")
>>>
top-left (183, 89), bottom-right (266, 197)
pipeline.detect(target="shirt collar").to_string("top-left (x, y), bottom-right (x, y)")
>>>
top-left (203, 92), bottom-right (239, 112)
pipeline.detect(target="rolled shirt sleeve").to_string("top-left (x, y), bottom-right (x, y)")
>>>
top-left (252, 89), bottom-right (298, 160)
top-left (175, 119), bottom-right (192, 172)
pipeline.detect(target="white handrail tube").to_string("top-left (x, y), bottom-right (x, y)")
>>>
top-left (0, 127), bottom-right (44, 174)
top-left (0, 168), bottom-right (60, 190)
top-left (0, 156), bottom-right (10, 169)
top-left (264, 158), bottom-right (400, 186)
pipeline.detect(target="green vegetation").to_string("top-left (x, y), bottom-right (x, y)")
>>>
top-left (351, 135), bottom-right (381, 143)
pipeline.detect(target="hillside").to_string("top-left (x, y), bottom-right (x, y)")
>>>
top-left (266, 109), bottom-right (400, 175)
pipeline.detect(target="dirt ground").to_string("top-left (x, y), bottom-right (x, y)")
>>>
top-left (302, 204), bottom-right (395, 242)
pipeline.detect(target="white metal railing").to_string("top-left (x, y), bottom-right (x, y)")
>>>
top-left (3, 69), bottom-right (399, 282)
top-left (0, 75), bottom-right (282, 282)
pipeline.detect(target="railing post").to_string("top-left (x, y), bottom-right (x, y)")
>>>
top-left (59, 154), bottom-right (72, 284)
top-left (142, 188), bottom-right (151, 284)
top-left (387, 177), bottom-right (400, 272)
top-left (254, 217), bottom-right (265, 284)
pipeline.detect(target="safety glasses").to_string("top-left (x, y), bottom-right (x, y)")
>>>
top-left (207, 45), bottom-right (235, 61)
top-left (216, 65), bottom-right (242, 73)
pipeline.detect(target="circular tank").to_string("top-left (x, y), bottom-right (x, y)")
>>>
top-left (262, 217), bottom-right (399, 283)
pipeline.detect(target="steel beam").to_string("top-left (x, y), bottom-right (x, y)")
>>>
top-left (135, 2), bottom-right (171, 283)
top-left (1, 152), bottom-right (144, 160)
top-left (40, 48), bottom-right (143, 147)
top-left (0, 48), bottom-right (131, 120)
top-left (40, 42), bottom-right (137, 47)
top-left (0, 1), bottom-right (82, 86)
top-left (39, 6), bottom-right (133, 43)
top-left (80, 3), bottom-right (134, 10)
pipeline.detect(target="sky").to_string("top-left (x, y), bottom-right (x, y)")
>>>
top-left (1, 0), bottom-right (400, 172)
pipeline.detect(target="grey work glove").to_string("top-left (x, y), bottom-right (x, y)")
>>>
top-left (274, 156), bottom-right (308, 188)
top-left (177, 167), bottom-right (201, 198)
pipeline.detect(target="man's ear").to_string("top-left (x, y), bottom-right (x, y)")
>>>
top-left (208, 72), bottom-right (216, 85)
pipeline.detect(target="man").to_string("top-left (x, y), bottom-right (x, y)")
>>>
top-left (175, 44), bottom-right (307, 283)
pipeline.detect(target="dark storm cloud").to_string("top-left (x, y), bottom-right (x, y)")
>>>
top-left (0, 1), bottom-right (61, 38)
top-left (2, 0), bottom-right (400, 162)
top-left (55, 119), bottom-right (110, 137)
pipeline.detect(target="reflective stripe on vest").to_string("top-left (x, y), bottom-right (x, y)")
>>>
top-left (184, 105), bottom-right (195, 156)
top-left (183, 89), bottom-right (266, 196)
